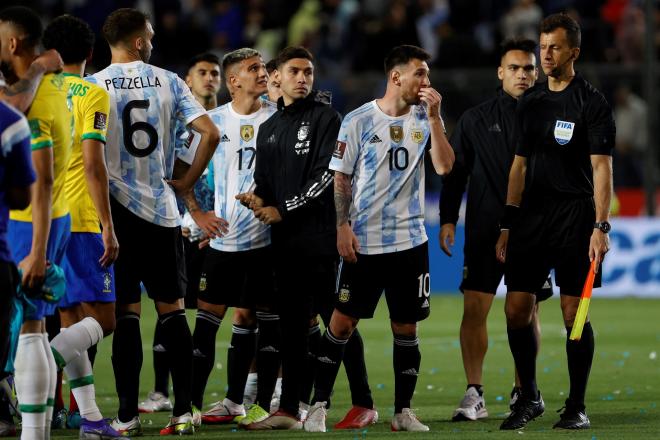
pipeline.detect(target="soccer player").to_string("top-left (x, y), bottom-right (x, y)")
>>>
top-left (88, 8), bottom-right (220, 436)
top-left (264, 59), bottom-right (282, 102)
top-left (0, 100), bottom-right (35, 437)
top-left (439, 38), bottom-right (554, 421)
top-left (40, 15), bottom-right (123, 438)
top-left (0, 49), bottom-right (62, 113)
top-left (1, 6), bottom-right (75, 439)
top-left (496, 14), bottom-right (615, 430)
top-left (139, 52), bottom-right (221, 416)
top-left (303, 44), bottom-right (454, 433)
top-left (182, 48), bottom-right (277, 427)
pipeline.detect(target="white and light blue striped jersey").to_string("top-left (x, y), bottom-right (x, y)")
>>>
top-left (329, 100), bottom-right (432, 254)
top-left (208, 100), bottom-right (276, 252)
top-left (88, 61), bottom-right (206, 226)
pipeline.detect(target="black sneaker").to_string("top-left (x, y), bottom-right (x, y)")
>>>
top-left (553, 400), bottom-right (590, 429)
top-left (500, 391), bottom-right (545, 430)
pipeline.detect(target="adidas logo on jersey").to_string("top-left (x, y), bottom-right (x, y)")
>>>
top-left (488, 123), bottom-right (502, 132)
top-left (369, 134), bottom-right (383, 143)
top-left (422, 299), bottom-right (430, 308)
top-left (401, 368), bottom-right (419, 376)
top-left (220, 134), bottom-right (231, 142)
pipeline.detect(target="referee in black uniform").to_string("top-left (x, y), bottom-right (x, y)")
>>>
top-left (496, 14), bottom-right (615, 430)
top-left (440, 38), bottom-right (553, 422)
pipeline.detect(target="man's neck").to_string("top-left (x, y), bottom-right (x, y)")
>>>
top-left (377, 87), bottom-right (411, 117)
top-left (548, 66), bottom-right (576, 92)
top-left (194, 93), bottom-right (217, 111)
top-left (12, 50), bottom-right (39, 78)
top-left (62, 63), bottom-right (85, 77)
top-left (231, 94), bottom-right (262, 115)
top-left (110, 47), bottom-right (142, 64)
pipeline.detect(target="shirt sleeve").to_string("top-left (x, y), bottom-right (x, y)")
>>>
top-left (174, 76), bottom-right (206, 126)
top-left (439, 114), bottom-right (470, 225)
top-left (27, 94), bottom-right (54, 151)
top-left (175, 124), bottom-right (201, 166)
top-left (81, 86), bottom-right (110, 143)
top-left (328, 113), bottom-right (359, 175)
top-left (4, 115), bottom-right (36, 187)
top-left (585, 92), bottom-right (616, 155)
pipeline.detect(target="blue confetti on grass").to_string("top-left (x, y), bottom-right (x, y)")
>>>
top-left (496, 395), bottom-right (504, 401)
top-left (623, 351), bottom-right (631, 359)
top-left (377, 383), bottom-right (385, 390)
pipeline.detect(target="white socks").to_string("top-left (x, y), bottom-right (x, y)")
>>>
top-left (243, 372), bottom-right (258, 405)
top-left (50, 317), bottom-right (103, 367)
top-left (64, 350), bottom-right (103, 421)
top-left (42, 333), bottom-right (57, 439)
top-left (15, 333), bottom-right (49, 440)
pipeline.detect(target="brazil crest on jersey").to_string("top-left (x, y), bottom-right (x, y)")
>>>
top-left (207, 100), bottom-right (276, 251)
top-left (88, 61), bottom-right (206, 226)
top-left (329, 100), bottom-right (431, 254)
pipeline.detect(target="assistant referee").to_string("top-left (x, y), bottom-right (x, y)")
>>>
top-left (496, 14), bottom-right (615, 431)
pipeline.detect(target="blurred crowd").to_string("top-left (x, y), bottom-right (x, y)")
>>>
top-left (7, 0), bottom-right (658, 189)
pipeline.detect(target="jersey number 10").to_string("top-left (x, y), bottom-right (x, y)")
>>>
top-left (388, 146), bottom-right (409, 171)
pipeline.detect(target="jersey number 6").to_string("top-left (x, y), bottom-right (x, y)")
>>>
top-left (123, 99), bottom-right (159, 157)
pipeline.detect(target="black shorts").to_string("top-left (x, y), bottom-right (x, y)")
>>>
top-left (462, 231), bottom-right (553, 302)
top-left (505, 197), bottom-right (601, 296)
top-left (198, 246), bottom-right (275, 310)
top-left (111, 196), bottom-right (186, 305)
top-left (183, 238), bottom-right (207, 309)
top-left (335, 242), bottom-right (430, 324)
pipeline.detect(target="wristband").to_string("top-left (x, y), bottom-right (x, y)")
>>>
top-left (499, 204), bottom-right (520, 230)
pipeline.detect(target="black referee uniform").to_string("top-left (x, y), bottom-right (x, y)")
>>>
top-left (441, 88), bottom-right (553, 298)
top-left (503, 73), bottom-right (615, 428)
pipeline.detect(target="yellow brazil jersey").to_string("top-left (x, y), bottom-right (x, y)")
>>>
top-left (63, 73), bottom-right (110, 233)
top-left (10, 73), bottom-right (74, 222)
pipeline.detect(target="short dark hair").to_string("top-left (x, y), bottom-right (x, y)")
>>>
top-left (222, 48), bottom-right (261, 74)
top-left (540, 13), bottom-right (581, 48)
top-left (0, 6), bottom-right (43, 49)
top-left (276, 46), bottom-right (313, 68)
top-left (43, 15), bottom-right (94, 64)
top-left (187, 52), bottom-right (220, 72)
top-left (500, 38), bottom-right (537, 59)
top-left (384, 45), bottom-right (431, 74)
top-left (265, 59), bottom-right (278, 74)
top-left (102, 8), bottom-right (149, 47)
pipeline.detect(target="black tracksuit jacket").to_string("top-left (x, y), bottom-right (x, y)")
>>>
top-left (253, 92), bottom-right (340, 256)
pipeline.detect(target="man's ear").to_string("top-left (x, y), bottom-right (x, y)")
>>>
top-left (391, 69), bottom-right (401, 86)
top-left (497, 66), bottom-right (504, 81)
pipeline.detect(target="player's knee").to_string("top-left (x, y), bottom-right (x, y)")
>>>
top-left (391, 321), bottom-right (417, 337)
top-left (505, 305), bottom-right (533, 329)
top-left (98, 314), bottom-right (116, 336)
top-left (197, 300), bottom-right (227, 319)
top-left (329, 311), bottom-right (357, 339)
top-left (232, 308), bottom-right (255, 326)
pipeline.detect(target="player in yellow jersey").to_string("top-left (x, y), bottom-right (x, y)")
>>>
top-left (0, 6), bottom-right (74, 440)
top-left (41, 15), bottom-right (125, 439)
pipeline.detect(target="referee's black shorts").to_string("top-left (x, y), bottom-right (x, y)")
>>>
top-left (505, 197), bottom-right (601, 297)
top-left (462, 226), bottom-right (553, 302)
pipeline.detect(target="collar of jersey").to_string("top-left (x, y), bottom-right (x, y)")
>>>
top-left (371, 100), bottom-right (412, 121)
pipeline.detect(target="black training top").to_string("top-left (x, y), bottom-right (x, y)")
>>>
top-left (254, 92), bottom-right (340, 256)
top-left (440, 89), bottom-right (517, 239)
top-left (515, 73), bottom-right (615, 201)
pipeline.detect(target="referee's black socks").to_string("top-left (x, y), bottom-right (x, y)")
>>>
top-left (565, 322), bottom-right (594, 408)
top-left (226, 324), bottom-right (257, 405)
top-left (393, 333), bottom-right (421, 414)
top-left (191, 309), bottom-right (222, 409)
top-left (507, 325), bottom-right (538, 400)
top-left (113, 312), bottom-right (142, 422)
top-left (159, 310), bottom-right (193, 417)
top-left (255, 312), bottom-right (281, 410)
top-left (311, 328), bottom-right (347, 405)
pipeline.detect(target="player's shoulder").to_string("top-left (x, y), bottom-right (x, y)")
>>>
top-left (574, 74), bottom-right (610, 108)
top-left (343, 101), bottom-right (377, 126)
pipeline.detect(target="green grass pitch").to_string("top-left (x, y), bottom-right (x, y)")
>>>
top-left (50, 295), bottom-right (660, 439)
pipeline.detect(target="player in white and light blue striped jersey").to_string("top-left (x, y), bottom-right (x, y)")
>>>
top-left (330, 100), bottom-right (434, 254)
top-left (88, 61), bottom-right (205, 226)
top-left (206, 100), bottom-right (276, 252)
top-left (93, 9), bottom-right (220, 436)
top-left (305, 45), bottom-right (455, 434)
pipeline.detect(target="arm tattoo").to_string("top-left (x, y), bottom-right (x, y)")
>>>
top-left (0, 62), bottom-right (45, 110)
top-left (334, 172), bottom-right (352, 227)
top-left (182, 188), bottom-right (201, 213)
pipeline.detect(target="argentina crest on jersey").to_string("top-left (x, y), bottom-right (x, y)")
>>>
top-left (554, 120), bottom-right (575, 145)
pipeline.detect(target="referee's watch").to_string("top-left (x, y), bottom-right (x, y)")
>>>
top-left (594, 221), bottom-right (611, 233)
